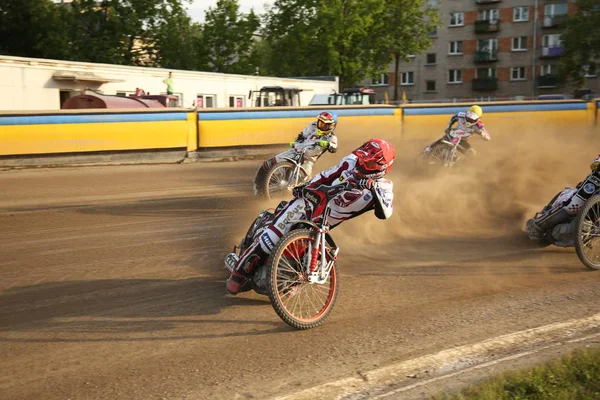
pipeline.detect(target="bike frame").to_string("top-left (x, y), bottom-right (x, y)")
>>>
top-left (281, 148), bottom-right (310, 188)
top-left (290, 205), bottom-right (339, 284)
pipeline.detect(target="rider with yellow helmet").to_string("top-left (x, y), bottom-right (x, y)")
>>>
top-left (421, 105), bottom-right (491, 157)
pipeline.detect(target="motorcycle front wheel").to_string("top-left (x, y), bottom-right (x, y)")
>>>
top-left (429, 144), bottom-right (457, 168)
top-left (575, 194), bottom-right (600, 270)
top-left (267, 229), bottom-right (339, 329)
top-left (262, 161), bottom-right (304, 200)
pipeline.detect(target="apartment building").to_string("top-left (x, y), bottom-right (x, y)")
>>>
top-left (367, 0), bottom-right (599, 102)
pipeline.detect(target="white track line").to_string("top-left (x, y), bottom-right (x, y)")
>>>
top-left (273, 313), bottom-right (600, 400)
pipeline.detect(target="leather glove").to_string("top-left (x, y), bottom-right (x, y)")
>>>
top-left (318, 140), bottom-right (329, 148)
top-left (289, 141), bottom-right (295, 147)
top-left (292, 184), bottom-right (306, 199)
top-left (355, 178), bottom-right (374, 190)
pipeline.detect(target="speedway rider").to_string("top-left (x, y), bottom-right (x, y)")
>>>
top-left (254, 112), bottom-right (339, 192)
top-left (527, 154), bottom-right (600, 245)
top-left (227, 138), bottom-right (395, 295)
top-left (420, 105), bottom-right (491, 157)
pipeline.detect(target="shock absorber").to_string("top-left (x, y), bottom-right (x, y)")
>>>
top-left (309, 244), bottom-right (319, 272)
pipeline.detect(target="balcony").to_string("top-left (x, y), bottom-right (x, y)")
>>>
top-left (475, 19), bottom-right (500, 33)
top-left (472, 78), bottom-right (498, 91)
top-left (540, 46), bottom-right (565, 58)
top-left (474, 51), bottom-right (498, 63)
top-left (536, 75), bottom-right (558, 88)
top-left (543, 14), bottom-right (568, 28)
top-left (475, 0), bottom-right (501, 3)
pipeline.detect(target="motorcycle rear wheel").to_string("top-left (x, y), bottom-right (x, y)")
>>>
top-left (575, 194), bottom-right (600, 270)
top-left (267, 229), bottom-right (339, 329)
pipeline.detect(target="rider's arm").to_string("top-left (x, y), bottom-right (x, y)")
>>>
top-left (475, 121), bottom-right (491, 141)
top-left (445, 114), bottom-right (459, 133)
top-left (326, 134), bottom-right (338, 153)
top-left (306, 155), bottom-right (355, 188)
top-left (372, 179), bottom-right (394, 220)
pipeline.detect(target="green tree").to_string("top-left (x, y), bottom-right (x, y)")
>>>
top-left (201, 0), bottom-right (261, 74)
top-left (261, 0), bottom-right (320, 78)
top-left (0, 0), bottom-right (75, 60)
top-left (377, 0), bottom-right (441, 101)
top-left (152, 9), bottom-right (206, 70)
top-left (559, 0), bottom-right (600, 89)
top-left (263, 0), bottom-right (386, 90)
top-left (262, 0), bottom-right (439, 93)
top-left (68, 0), bottom-right (195, 66)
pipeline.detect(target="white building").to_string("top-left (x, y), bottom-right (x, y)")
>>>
top-left (0, 55), bottom-right (339, 111)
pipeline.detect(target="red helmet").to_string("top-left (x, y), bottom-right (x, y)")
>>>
top-left (352, 139), bottom-right (396, 178)
top-left (316, 112), bottom-right (337, 135)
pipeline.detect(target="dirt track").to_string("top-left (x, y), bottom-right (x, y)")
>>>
top-left (1, 127), bottom-right (600, 399)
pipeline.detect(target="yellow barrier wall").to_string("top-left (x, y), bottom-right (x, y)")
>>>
top-left (197, 106), bottom-right (401, 148)
top-left (402, 101), bottom-right (594, 141)
top-left (0, 109), bottom-right (196, 156)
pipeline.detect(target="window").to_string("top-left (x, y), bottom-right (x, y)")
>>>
top-left (401, 72), bottom-right (414, 85)
top-left (426, 53), bottom-right (436, 64)
top-left (59, 90), bottom-right (75, 108)
top-left (427, 0), bottom-right (439, 8)
top-left (229, 95), bottom-right (245, 107)
top-left (428, 27), bottom-right (438, 36)
top-left (478, 9), bottom-right (499, 21)
top-left (450, 12), bottom-right (464, 26)
top-left (543, 34), bottom-right (562, 47)
top-left (512, 36), bottom-right (528, 51)
top-left (540, 64), bottom-right (555, 76)
top-left (476, 68), bottom-right (497, 79)
top-left (545, 3), bottom-right (568, 16)
top-left (449, 41), bottom-right (463, 55)
top-left (372, 74), bottom-right (389, 86)
top-left (448, 69), bottom-right (462, 83)
top-left (477, 38), bottom-right (498, 53)
top-left (426, 80), bottom-right (436, 92)
top-left (583, 64), bottom-right (597, 78)
top-left (197, 94), bottom-right (215, 108)
top-left (510, 67), bottom-right (526, 81)
top-left (513, 6), bottom-right (529, 22)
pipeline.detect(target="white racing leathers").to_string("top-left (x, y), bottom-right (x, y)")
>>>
top-left (260, 123), bottom-right (338, 177)
top-left (424, 112), bottom-right (490, 154)
top-left (237, 154), bottom-right (393, 275)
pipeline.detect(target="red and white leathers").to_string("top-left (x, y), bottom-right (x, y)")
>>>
top-left (422, 112), bottom-right (491, 155)
top-left (232, 153), bottom-right (393, 289)
top-left (261, 122), bottom-right (338, 177)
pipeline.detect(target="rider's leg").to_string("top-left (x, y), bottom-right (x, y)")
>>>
top-left (527, 187), bottom-right (587, 239)
top-left (226, 199), bottom-right (307, 294)
top-left (302, 161), bottom-right (314, 179)
top-left (459, 141), bottom-right (476, 156)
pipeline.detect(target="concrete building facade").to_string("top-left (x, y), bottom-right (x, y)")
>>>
top-left (366, 0), bottom-right (599, 103)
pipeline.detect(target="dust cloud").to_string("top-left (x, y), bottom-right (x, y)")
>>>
top-left (318, 122), bottom-right (599, 253)
top-left (234, 119), bottom-right (599, 263)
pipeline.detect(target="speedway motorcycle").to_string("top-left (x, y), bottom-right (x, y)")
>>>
top-left (419, 130), bottom-right (471, 168)
top-left (526, 170), bottom-right (600, 271)
top-left (225, 183), bottom-right (354, 329)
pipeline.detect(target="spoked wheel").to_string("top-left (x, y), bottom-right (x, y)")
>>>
top-left (428, 145), bottom-right (457, 168)
top-left (575, 194), bottom-right (600, 270)
top-left (263, 162), bottom-right (302, 200)
top-left (267, 229), bottom-right (339, 329)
